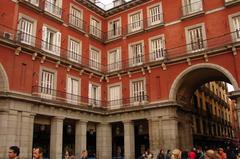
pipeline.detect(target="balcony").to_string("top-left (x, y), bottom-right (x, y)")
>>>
top-left (107, 27), bottom-right (122, 41)
top-left (16, 31), bottom-right (36, 46)
top-left (107, 61), bottom-right (122, 72)
top-left (181, 0), bottom-right (204, 19)
top-left (68, 14), bottom-right (86, 33)
top-left (89, 25), bottom-right (105, 41)
top-left (127, 20), bottom-right (144, 35)
top-left (19, 0), bottom-right (40, 7)
top-left (224, 0), bottom-right (240, 6)
top-left (44, 0), bottom-right (63, 19)
top-left (32, 86), bottom-right (149, 110)
top-left (149, 49), bottom-right (166, 62)
top-left (147, 13), bottom-right (164, 28)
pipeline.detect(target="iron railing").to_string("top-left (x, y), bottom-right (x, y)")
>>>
top-left (44, 0), bottom-right (63, 18)
top-left (182, 0), bottom-right (203, 17)
top-left (0, 24), bottom-right (240, 74)
top-left (68, 14), bottom-right (86, 32)
top-left (32, 86), bottom-right (149, 109)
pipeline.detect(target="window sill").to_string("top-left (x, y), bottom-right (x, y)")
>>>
top-left (145, 22), bottom-right (164, 31)
top-left (68, 24), bottom-right (86, 35)
top-left (43, 11), bottom-right (64, 24)
top-left (225, 0), bottom-right (240, 7)
top-left (19, 0), bottom-right (42, 12)
top-left (181, 11), bottom-right (205, 21)
top-left (126, 29), bottom-right (144, 37)
top-left (105, 35), bottom-right (123, 43)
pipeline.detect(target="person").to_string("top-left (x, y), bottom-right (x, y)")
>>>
top-left (65, 149), bottom-right (76, 159)
top-left (204, 149), bottom-right (220, 159)
top-left (218, 148), bottom-right (227, 159)
top-left (157, 149), bottom-right (164, 159)
top-left (33, 147), bottom-right (44, 159)
top-left (165, 150), bottom-right (171, 159)
top-left (188, 148), bottom-right (196, 159)
top-left (81, 150), bottom-right (88, 159)
top-left (171, 149), bottom-right (181, 159)
top-left (8, 146), bottom-right (20, 159)
top-left (196, 147), bottom-right (204, 159)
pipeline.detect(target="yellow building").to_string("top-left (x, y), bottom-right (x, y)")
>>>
top-left (192, 82), bottom-right (237, 148)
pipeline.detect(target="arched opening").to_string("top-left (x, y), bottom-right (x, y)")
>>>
top-left (0, 64), bottom-right (9, 92)
top-left (169, 64), bottom-right (239, 150)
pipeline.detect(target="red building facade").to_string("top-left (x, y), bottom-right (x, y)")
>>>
top-left (0, 0), bottom-right (240, 159)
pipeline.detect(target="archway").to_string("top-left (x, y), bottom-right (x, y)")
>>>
top-left (0, 63), bottom-right (9, 92)
top-left (169, 63), bottom-right (239, 106)
top-left (169, 63), bottom-right (239, 150)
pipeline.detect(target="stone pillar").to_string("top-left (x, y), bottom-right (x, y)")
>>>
top-left (19, 112), bottom-right (35, 159)
top-left (124, 120), bottom-right (135, 159)
top-left (148, 118), bottom-right (161, 157)
top-left (0, 111), bottom-right (10, 159)
top-left (96, 122), bottom-right (112, 159)
top-left (75, 120), bottom-right (87, 159)
top-left (182, 120), bottom-right (193, 150)
top-left (50, 116), bottom-right (64, 159)
top-left (162, 117), bottom-right (179, 150)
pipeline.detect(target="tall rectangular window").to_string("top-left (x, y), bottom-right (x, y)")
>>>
top-left (44, 0), bottom-right (62, 17)
top-left (186, 25), bottom-right (206, 52)
top-left (183, 0), bottom-right (203, 16)
top-left (108, 49), bottom-right (121, 72)
top-left (108, 85), bottom-right (121, 109)
top-left (129, 42), bottom-right (144, 66)
top-left (232, 15), bottom-right (240, 40)
top-left (128, 11), bottom-right (142, 33)
top-left (131, 79), bottom-right (146, 103)
top-left (67, 77), bottom-right (80, 104)
top-left (89, 83), bottom-right (101, 107)
top-left (148, 4), bottom-right (162, 26)
top-left (90, 47), bottom-right (100, 70)
top-left (150, 36), bottom-right (165, 61)
top-left (108, 19), bottom-right (121, 39)
top-left (69, 6), bottom-right (83, 30)
top-left (42, 25), bottom-right (61, 56)
top-left (40, 70), bottom-right (55, 99)
top-left (18, 18), bottom-right (34, 45)
top-left (68, 38), bottom-right (81, 63)
top-left (90, 17), bottom-right (101, 38)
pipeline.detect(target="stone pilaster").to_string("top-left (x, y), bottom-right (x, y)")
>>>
top-left (182, 120), bottom-right (193, 150)
top-left (124, 120), bottom-right (135, 159)
top-left (96, 122), bottom-right (112, 159)
top-left (75, 120), bottom-right (87, 159)
top-left (19, 112), bottom-right (35, 159)
top-left (50, 116), bottom-right (64, 159)
top-left (162, 117), bottom-right (179, 150)
top-left (0, 111), bottom-right (10, 159)
top-left (148, 117), bottom-right (161, 157)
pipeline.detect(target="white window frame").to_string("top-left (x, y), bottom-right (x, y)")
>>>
top-left (149, 34), bottom-right (165, 61)
top-left (39, 67), bottom-right (57, 99)
top-left (185, 23), bottom-right (207, 53)
top-left (147, 2), bottom-right (163, 26)
top-left (88, 82), bottom-right (101, 107)
top-left (69, 4), bottom-right (83, 30)
top-left (228, 12), bottom-right (240, 42)
top-left (130, 78), bottom-right (146, 105)
top-left (89, 45), bottom-right (101, 71)
top-left (44, 0), bottom-right (62, 18)
top-left (108, 47), bottom-right (121, 72)
top-left (41, 24), bottom-right (61, 56)
top-left (108, 17), bottom-right (122, 39)
top-left (108, 83), bottom-right (122, 109)
top-left (18, 13), bottom-right (37, 46)
top-left (90, 16), bottom-right (102, 38)
top-left (68, 36), bottom-right (82, 63)
top-left (66, 75), bottom-right (81, 104)
top-left (128, 40), bottom-right (144, 67)
top-left (128, 9), bottom-right (143, 33)
top-left (182, 0), bottom-right (203, 16)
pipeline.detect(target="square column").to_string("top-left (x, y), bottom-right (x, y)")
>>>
top-left (50, 116), bottom-right (64, 159)
top-left (124, 120), bottom-right (135, 159)
top-left (96, 122), bottom-right (112, 159)
top-left (75, 120), bottom-right (87, 159)
top-left (162, 118), bottom-right (179, 150)
top-left (148, 118), bottom-right (161, 157)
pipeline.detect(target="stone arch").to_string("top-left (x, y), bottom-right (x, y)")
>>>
top-left (169, 63), bottom-right (239, 104)
top-left (0, 63), bottom-right (9, 92)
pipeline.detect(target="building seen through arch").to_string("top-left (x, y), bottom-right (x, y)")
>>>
top-left (0, 0), bottom-right (240, 159)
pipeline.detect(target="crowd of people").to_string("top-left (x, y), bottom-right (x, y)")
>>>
top-left (6, 145), bottom-right (240, 159)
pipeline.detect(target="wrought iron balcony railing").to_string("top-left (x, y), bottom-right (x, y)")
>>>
top-left (0, 24), bottom-right (240, 75)
top-left (44, 0), bottom-right (63, 18)
top-left (182, 0), bottom-right (203, 17)
top-left (68, 14), bottom-right (86, 32)
top-left (32, 86), bottom-right (149, 110)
